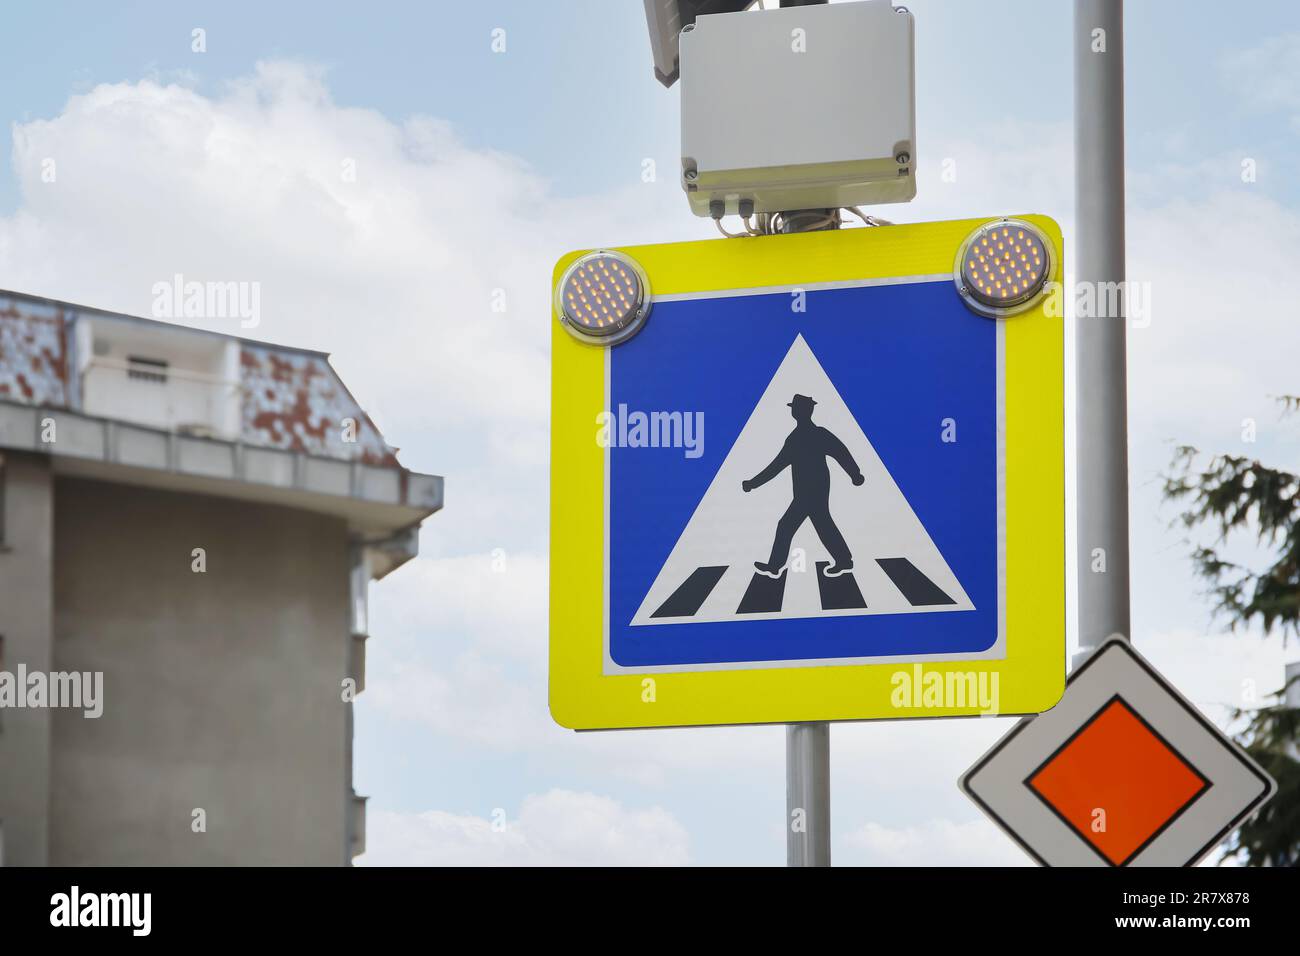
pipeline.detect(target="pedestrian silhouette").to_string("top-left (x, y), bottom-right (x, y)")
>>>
top-left (742, 394), bottom-right (864, 577)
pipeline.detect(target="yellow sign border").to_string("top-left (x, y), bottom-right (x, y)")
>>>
top-left (550, 215), bottom-right (1065, 729)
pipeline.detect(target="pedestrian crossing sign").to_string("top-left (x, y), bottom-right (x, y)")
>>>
top-left (550, 216), bottom-right (1066, 730)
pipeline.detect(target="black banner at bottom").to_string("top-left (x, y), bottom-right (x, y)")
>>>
top-left (0, 864), bottom-right (1287, 941)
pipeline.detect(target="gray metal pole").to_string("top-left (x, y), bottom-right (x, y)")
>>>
top-left (786, 722), bottom-right (831, 865)
top-left (1074, 0), bottom-right (1130, 664)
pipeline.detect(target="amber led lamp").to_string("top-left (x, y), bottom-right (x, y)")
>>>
top-left (554, 250), bottom-right (651, 346)
top-left (955, 218), bottom-right (1053, 318)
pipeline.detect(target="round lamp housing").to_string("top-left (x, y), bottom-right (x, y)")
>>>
top-left (955, 219), bottom-right (1053, 319)
top-left (554, 251), bottom-right (651, 346)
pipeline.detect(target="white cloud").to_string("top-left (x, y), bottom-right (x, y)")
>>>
top-left (367, 651), bottom-right (548, 751)
top-left (845, 818), bottom-right (1029, 867)
top-left (1139, 627), bottom-right (1293, 729)
top-left (5, 67), bottom-right (539, 456)
top-left (0, 63), bottom-right (697, 490)
top-left (1126, 189), bottom-right (1300, 443)
top-left (372, 550), bottom-right (548, 665)
top-left (364, 642), bottom-right (782, 782)
top-left (908, 120), bottom-right (1074, 225)
top-left (360, 789), bottom-right (690, 866)
top-left (831, 716), bottom-right (1011, 793)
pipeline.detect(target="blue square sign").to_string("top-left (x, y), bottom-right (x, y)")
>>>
top-left (605, 277), bottom-right (1001, 670)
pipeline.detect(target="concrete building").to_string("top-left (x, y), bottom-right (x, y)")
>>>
top-left (0, 290), bottom-right (442, 865)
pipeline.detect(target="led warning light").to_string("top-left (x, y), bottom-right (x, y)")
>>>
top-left (955, 218), bottom-right (1053, 318)
top-left (554, 251), bottom-right (651, 345)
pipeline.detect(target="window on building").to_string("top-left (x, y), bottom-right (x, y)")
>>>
top-left (126, 355), bottom-right (169, 384)
top-left (0, 452), bottom-right (6, 546)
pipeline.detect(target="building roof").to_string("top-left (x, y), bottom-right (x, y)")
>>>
top-left (0, 289), bottom-right (442, 579)
top-left (1, 288), bottom-right (336, 359)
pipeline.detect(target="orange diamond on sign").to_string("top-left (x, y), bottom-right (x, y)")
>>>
top-left (1026, 696), bottom-right (1209, 866)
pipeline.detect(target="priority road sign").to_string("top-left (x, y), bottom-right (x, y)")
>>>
top-left (550, 216), bottom-right (1066, 730)
top-left (960, 638), bottom-right (1277, 866)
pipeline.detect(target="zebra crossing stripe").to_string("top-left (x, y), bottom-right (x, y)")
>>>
top-left (650, 557), bottom-right (958, 620)
top-left (876, 557), bottom-right (956, 606)
top-left (651, 565), bottom-right (728, 618)
top-left (737, 568), bottom-right (787, 614)
top-left (815, 562), bottom-right (867, 610)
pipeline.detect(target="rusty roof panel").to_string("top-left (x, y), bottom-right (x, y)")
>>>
top-left (0, 297), bottom-right (69, 408)
top-left (240, 344), bottom-right (398, 466)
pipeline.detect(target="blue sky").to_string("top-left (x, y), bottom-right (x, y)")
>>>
top-left (3, 0), bottom-right (1297, 210)
top-left (2, 1), bottom-right (1297, 865)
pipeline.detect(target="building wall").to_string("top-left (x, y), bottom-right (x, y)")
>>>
top-left (49, 477), bottom-right (353, 865)
top-left (0, 453), bottom-right (55, 865)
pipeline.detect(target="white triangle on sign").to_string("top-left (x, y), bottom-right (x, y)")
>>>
top-left (630, 334), bottom-right (975, 626)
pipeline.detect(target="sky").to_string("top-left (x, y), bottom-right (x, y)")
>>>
top-left (1, 0), bottom-right (1297, 865)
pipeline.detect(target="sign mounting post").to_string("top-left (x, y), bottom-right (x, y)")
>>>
top-left (1074, 0), bottom-right (1130, 660)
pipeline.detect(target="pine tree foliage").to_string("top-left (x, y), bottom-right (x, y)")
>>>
top-left (1163, 397), bottom-right (1299, 866)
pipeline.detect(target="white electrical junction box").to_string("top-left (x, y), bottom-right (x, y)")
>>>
top-left (680, 0), bottom-right (916, 217)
